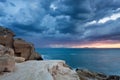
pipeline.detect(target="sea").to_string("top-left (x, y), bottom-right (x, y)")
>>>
top-left (36, 48), bottom-right (120, 75)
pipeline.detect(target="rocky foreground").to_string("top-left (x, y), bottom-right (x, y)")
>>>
top-left (0, 60), bottom-right (120, 80)
top-left (76, 69), bottom-right (120, 80)
top-left (0, 60), bottom-right (79, 80)
top-left (0, 45), bottom-right (120, 80)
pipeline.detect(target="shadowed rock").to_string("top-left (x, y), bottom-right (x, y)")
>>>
top-left (76, 69), bottom-right (120, 80)
top-left (14, 38), bottom-right (43, 61)
top-left (107, 75), bottom-right (120, 80)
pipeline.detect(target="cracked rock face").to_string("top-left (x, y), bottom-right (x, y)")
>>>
top-left (0, 60), bottom-right (79, 80)
top-left (48, 62), bottom-right (79, 80)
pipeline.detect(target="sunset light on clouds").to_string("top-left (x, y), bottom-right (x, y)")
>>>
top-left (49, 40), bottom-right (120, 48)
top-left (72, 42), bottom-right (120, 48)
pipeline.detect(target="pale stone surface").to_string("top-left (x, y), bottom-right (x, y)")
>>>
top-left (0, 60), bottom-right (79, 80)
top-left (0, 45), bottom-right (5, 56)
top-left (15, 57), bottom-right (25, 63)
top-left (0, 55), bottom-right (15, 72)
top-left (0, 45), bottom-right (15, 72)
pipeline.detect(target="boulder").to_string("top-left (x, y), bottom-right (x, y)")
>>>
top-left (29, 52), bottom-right (43, 60)
top-left (14, 38), bottom-right (43, 60)
top-left (0, 26), bottom-right (14, 48)
top-left (0, 55), bottom-right (15, 72)
top-left (0, 60), bottom-right (79, 80)
top-left (0, 45), bottom-right (15, 73)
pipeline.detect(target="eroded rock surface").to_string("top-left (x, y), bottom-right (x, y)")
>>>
top-left (13, 38), bottom-right (43, 61)
top-left (0, 55), bottom-right (15, 72)
top-left (0, 60), bottom-right (79, 80)
top-left (0, 27), bottom-right (14, 48)
top-left (76, 69), bottom-right (120, 80)
top-left (0, 45), bottom-right (15, 73)
top-left (0, 26), bottom-right (43, 61)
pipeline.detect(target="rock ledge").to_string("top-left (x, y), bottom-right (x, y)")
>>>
top-left (0, 60), bottom-right (79, 80)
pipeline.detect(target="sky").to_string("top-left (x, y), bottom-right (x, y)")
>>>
top-left (0, 0), bottom-right (120, 48)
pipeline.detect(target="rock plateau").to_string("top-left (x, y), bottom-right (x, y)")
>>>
top-left (0, 60), bottom-right (79, 80)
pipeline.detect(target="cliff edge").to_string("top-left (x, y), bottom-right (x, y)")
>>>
top-left (0, 60), bottom-right (79, 80)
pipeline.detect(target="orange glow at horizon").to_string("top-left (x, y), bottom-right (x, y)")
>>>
top-left (50, 40), bottom-right (120, 48)
top-left (72, 41), bottom-right (120, 48)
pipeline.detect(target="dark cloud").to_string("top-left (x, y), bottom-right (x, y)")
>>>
top-left (9, 2), bottom-right (16, 7)
top-left (12, 23), bottom-right (43, 33)
top-left (49, 0), bottom-right (93, 20)
top-left (0, 0), bottom-right (120, 47)
top-left (83, 18), bottom-right (120, 42)
top-left (91, 0), bottom-right (120, 20)
top-left (0, 0), bottom-right (6, 2)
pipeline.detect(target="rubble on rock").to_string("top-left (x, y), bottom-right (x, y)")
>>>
top-left (76, 69), bottom-right (120, 80)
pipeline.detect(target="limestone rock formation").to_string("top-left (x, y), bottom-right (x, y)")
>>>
top-left (0, 55), bottom-right (15, 72)
top-left (0, 45), bottom-right (14, 57)
top-left (76, 69), bottom-right (120, 80)
top-left (0, 26), bottom-right (14, 48)
top-left (14, 38), bottom-right (43, 60)
top-left (0, 60), bottom-right (79, 80)
top-left (0, 26), bottom-right (43, 61)
top-left (0, 45), bottom-right (15, 72)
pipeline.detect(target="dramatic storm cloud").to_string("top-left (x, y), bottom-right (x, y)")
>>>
top-left (0, 0), bottom-right (120, 48)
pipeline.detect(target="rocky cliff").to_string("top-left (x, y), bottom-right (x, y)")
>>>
top-left (14, 38), bottom-right (43, 60)
top-left (0, 27), bottom-right (14, 48)
top-left (0, 26), bottom-right (43, 61)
